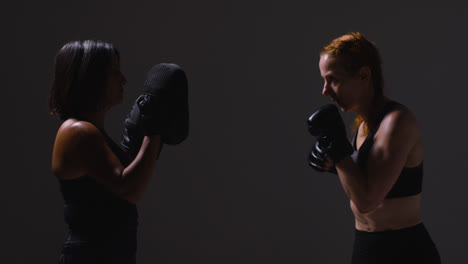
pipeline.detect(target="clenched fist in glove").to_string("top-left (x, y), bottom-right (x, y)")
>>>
top-left (307, 104), bottom-right (353, 172)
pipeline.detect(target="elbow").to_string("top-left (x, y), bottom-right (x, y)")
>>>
top-left (353, 196), bottom-right (381, 214)
top-left (119, 185), bottom-right (143, 205)
top-left (123, 195), bottom-right (141, 205)
top-left (349, 185), bottom-right (384, 214)
top-left (355, 203), bottom-right (375, 214)
top-left (117, 171), bottom-right (142, 204)
top-left (120, 190), bottom-right (142, 204)
top-left (347, 190), bottom-right (376, 214)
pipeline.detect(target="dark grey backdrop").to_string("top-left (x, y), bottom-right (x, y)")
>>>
top-left (4, 1), bottom-right (468, 263)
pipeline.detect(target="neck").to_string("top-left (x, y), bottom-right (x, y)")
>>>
top-left (356, 95), bottom-right (388, 124)
top-left (79, 109), bottom-right (108, 131)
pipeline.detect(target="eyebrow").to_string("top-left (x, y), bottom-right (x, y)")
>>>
top-left (323, 71), bottom-right (341, 79)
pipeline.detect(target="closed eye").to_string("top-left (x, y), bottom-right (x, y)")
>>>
top-left (328, 76), bottom-right (337, 85)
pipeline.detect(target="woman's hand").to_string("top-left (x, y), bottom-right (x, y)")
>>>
top-left (309, 137), bottom-right (338, 174)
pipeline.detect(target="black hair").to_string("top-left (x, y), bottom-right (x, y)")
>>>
top-left (49, 40), bottom-right (119, 120)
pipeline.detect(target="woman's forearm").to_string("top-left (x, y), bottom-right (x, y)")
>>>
top-left (335, 157), bottom-right (376, 213)
top-left (121, 135), bottom-right (161, 203)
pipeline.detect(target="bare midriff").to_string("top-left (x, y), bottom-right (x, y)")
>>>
top-left (351, 194), bottom-right (422, 232)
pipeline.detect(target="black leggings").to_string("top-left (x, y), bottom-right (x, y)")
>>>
top-left (351, 223), bottom-right (440, 264)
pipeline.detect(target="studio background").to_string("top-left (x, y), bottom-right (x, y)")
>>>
top-left (4, 1), bottom-right (467, 263)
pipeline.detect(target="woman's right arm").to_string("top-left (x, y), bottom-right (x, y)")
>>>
top-left (52, 120), bottom-right (161, 204)
top-left (334, 109), bottom-right (420, 213)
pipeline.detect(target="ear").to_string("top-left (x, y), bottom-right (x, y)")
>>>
top-left (359, 66), bottom-right (371, 82)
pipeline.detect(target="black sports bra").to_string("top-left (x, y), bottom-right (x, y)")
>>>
top-left (350, 101), bottom-right (423, 199)
top-left (58, 126), bottom-right (137, 250)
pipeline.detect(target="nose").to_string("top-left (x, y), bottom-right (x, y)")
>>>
top-left (321, 82), bottom-right (329, 96)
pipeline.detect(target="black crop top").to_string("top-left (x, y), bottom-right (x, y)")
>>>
top-left (350, 101), bottom-right (423, 199)
top-left (58, 129), bottom-right (137, 250)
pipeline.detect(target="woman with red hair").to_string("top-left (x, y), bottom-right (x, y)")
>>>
top-left (308, 32), bottom-right (441, 263)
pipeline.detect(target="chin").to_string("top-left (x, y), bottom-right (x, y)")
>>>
top-left (338, 104), bottom-right (354, 113)
top-left (334, 101), bottom-right (347, 113)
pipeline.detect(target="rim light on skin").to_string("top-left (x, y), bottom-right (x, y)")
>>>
top-left (319, 53), bottom-right (374, 116)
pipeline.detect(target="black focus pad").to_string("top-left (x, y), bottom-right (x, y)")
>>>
top-left (120, 63), bottom-right (189, 160)
top-left (142, 63), bottom-right (189, 145)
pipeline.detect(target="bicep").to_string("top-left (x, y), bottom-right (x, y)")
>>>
top-left (366, 111), bottom-right (418, 200)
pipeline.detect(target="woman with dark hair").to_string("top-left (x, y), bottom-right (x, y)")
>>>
top-left (50, 40), bottom-right (161, 264)
top-left (308, 33), bottom-right (441, 263)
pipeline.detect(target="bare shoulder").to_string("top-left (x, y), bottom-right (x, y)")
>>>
top-left (52, 119), bottom-right (106, 179)
top-left (376, 103), bottom-right (421, 149)
top-left (57, 119), bottom-right (102, 140)
top-left (55, 119), bottom-right (109, 162)
top-left (381, 103), bottom-right (420, 135)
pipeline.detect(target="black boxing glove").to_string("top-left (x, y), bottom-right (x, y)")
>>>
top-left (120, 63), bottom-right (189, 159)
top-left (120, 101), bottom-right (145, 159)
top-left (307, 104), bottom-right (353, 163)
top-left (308, 137), bottom-right (338, 174)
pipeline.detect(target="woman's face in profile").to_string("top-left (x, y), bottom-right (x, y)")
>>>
top-left (319, 54), bottom-right (366, 113)
top-left (104, 53), bottom-right (127, 108)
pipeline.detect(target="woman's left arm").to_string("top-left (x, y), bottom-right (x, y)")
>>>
top-left (335, 109), bottom-right (420, 213)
